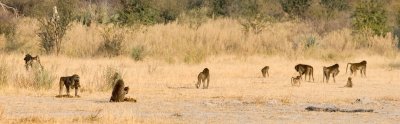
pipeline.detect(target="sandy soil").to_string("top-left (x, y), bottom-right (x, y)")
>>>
top-left (0, 56), bottom-right (399, 123)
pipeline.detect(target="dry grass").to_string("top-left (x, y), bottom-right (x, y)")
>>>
top-left (0, 18), bottom-right (399, 123)
top-left (0, 18), bottom-right (397, 62)
top-left (0, 54), bottom-right (399, 123)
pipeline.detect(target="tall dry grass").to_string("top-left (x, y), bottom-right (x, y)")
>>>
top-left (0, 18), bottom-right (397, 63)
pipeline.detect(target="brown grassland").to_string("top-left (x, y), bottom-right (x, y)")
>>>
top-left (0, 19), bottom-right (400, 123)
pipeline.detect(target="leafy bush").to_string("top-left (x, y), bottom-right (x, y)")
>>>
top-left (0, 14), bottom-right (22, 52)
top-left (131, 45), bottom-right (146, 61)
top-left (352, 0), bottom-right (388, 36)
top-left (97, 27), bottom-right (125, 57)
top-left (114, 0), bottom-right (160, 25)
top-left (280, 0), bottom-right (311, 19)
top-left (209, 0), bottom-right (229, 17)
top-left (37, 0), bottom-right (76, 54)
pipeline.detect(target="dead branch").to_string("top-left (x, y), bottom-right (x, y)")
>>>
top-left (0, 2), bottom-right (18, 17)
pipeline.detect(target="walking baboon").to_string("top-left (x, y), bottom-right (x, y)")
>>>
top-left (261, 66), bottom-right (269, 78)
top-left (196, 68), bottom-right (210, 89)
top-left (59, 74), bottom-right (80, 97)
top-left (295, 64), bottom-right (314, 82)
top-left (110, 79), bottom-right (129, 102)
top-left (291, 76), bottom-right (301, 86)
top-left (344, 77), bottom-right (352, 88)
top-left (323, 64), bottom-right (340, 83)
top-left (346, 60), bottom-right (367, 77)
top-left (23, 54), bottom-right (43, 70)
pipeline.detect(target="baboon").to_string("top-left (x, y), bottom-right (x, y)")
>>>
top-left (23, 54), bottom-right (43, 70)
top-left (295, 64), bottom-right (314, 82)
top-left (110, 79), bottom-right (129, 102)
top-left (261, 66), bottom-right (270, 78)
top-left (196, 68), bottom-right (210, 89)
top-left (323, 64), bottom-right (340, 83)
top-left (346, 60), bottom-right (367, 77)
top-left (59, 74), bottom-right (80, 97)
top-left (291, 76), bottom-right (301, 86)
top-left (344, 77), bottom-right (352, 88)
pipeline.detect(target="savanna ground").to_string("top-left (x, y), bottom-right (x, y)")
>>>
top-left (0, 54), bottom-right (399, 123)
top-left (1, 7), bottom-right (400, 122)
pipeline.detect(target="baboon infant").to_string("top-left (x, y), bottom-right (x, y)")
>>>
top-left (291, 76), bottom-right (301, 86)
top-left (110, 79), bottom-right (130, 102)
top-left (59, 74), bottom-right (80, 97)
top-left (346, 60), bottom-right (367, 77)
top-left (295, 64), bottom-right (314, 82)
top-left (323, 64), bottom-right (340, 83)
top-left (261, 66), bottom-right (269, 78)
top-left (23, 54), bottom-right (43, 70)
top-left (344, 77), bottom-right (352, 88)
top-left (196, 68), bottom-right (210, 89)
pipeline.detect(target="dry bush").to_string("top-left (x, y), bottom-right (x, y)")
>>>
top-left (6, 18), bottom-right (399, 61)
top-left (97, 27), bottom-right (125, 57)
top-left (13, 65), bottom-right (56, 90)
top-left (0, 58), bottom-right (9, 88)
top-left (99, 66), bottom-right (122, 91)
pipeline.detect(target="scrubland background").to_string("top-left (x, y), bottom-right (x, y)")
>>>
top-left (0, 0), bottom-right (400, 123)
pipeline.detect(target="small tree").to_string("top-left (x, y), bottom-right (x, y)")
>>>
top-left (352, 0), bottom-right (388, 36)
top-left (210, 0), bottom-right (229, 17)
top-left (320, 0), bottom-right (349, 18)
top-left (280, 0), bottom-right (311, 19)
top-left (37, 0), bottom-right (75, 55)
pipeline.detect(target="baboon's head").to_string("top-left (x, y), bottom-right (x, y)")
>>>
top-left (124, 87), bottom-right (129, 94)
top-left (203, 68), bottom-right (209, 76)
top-left (361, 60), bottom-right (367, 64)
top-left (333, 64), bottom-right (339, 68)
top-left (72, 74), bottom-right (80, 83)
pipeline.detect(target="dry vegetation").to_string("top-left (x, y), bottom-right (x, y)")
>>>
top-left (0, 0), bottom-right (400, 122)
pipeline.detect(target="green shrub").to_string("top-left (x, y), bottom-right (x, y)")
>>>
top-left (114, 0), bottom-right (160, 25)
top-left (209, 0), bottom-right (229, 17)
top-left (352, 0), bottom-right (388, 36)
top-left (37, 0), bottom-right (76, 55)
top-left (0, 14), bottom-right (22, 52)
top-left (280, 0), bottom-right (311, 19)
top-left (131, 45), bottom-right (146, 61)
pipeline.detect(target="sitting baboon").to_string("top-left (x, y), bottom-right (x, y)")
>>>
top-left (291, 76), bottom-right (301, 86)
top-left (346, 60), bottom-right (367, 77)
top-left (344, 77), bottom-right (352, 88)
top-left (261, 66), bottom-right (269, 78)
top-left (196, 68), bottom-right (210, 89)
top-left (23, 54), bottom-right (43, 70)
top-left (110, 79), bottom-right (129, 102)
top-left (59, 74), bottom-right (80, 97)
top-left (295, 64), bottom-right (314, 82)
top-left (323, 64), bottom-right (340, 83)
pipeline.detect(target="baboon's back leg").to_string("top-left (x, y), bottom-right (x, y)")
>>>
top-left (206, 78), bottom-right (209, 88)
top-left (266, 70), bottom-right (269, 77)
top-left (59, 81), bottom-right (64, 95)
